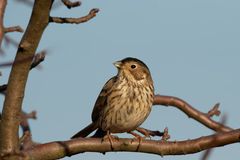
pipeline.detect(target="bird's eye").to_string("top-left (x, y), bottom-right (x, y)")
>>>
top-left (131, 64), bottom-right (136, 69)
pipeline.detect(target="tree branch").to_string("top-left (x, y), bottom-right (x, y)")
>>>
top-left (49, 8), bottom-right (99, 24)
top-left (20, 111), bottom-right (37, 133)
top-left (61, 0), bottom-right (81, 9)
top-left (4, 25), bottom-right (24, 33)
top-left (23, 129), bottom-right (240, 160)
top-left (20, 111), bottom-right (39, 151)
top-left (153, 95), bottom-right (232, 132)
top-left (0, 51), bottom-right (46, 95)
top-left (0, 0), bottom-right (7, 47)
top-left (29, 51), bottom-right (46, 70)
top-left (0, 51), bottom-right (46, 69)
top-left (0, 0), bottom-right (53, 155)
top-left (207, 103), bottom-right (221, 118)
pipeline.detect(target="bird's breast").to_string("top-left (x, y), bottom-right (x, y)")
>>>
top-left (99, 81), bottom-right (153, 133)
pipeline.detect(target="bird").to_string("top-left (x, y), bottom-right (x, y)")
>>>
top-left (71, 57), bottom-right (154, 142)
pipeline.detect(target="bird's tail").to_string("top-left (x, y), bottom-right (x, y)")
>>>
top-left (91, 128), bottom-right (107, 138)
top-left (71, 122), bottom-right (97, 139)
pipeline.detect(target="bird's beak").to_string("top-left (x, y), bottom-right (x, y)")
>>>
top-left (113, 61), bottom-right (122, 69)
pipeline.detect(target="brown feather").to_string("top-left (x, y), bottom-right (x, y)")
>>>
top-left (71, 122), bottom-right (97, 139)
top-left (91, 77), bottom-right (117, 122)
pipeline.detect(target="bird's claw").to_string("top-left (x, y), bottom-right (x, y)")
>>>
top-left (102, 131), bottom-right (118, 150)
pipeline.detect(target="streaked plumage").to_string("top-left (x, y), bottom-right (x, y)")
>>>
top-left (71, 57), bottom-right (154, 139)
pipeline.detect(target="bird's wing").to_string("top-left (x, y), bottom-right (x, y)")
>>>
top-left (91, 76), bottom-right (117, 122)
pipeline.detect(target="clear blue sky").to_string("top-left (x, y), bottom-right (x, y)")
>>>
top-left (1, 0), bottom-right (240, 160)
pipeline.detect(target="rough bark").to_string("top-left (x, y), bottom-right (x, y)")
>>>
top-left (0, 0), bottom-right (53, 156)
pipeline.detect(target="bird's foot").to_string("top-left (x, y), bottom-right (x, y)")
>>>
top-left (136, 127), bottom-right (152, 139)
top-left (136, 127), bottom-right (170, 141)
top-left (102, 131), bottom-right (118, 150)
top-left (128, 131), bottom-right (145, 151)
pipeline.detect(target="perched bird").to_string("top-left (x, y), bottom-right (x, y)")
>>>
top-left (71, 57), bottom-right (154, 140)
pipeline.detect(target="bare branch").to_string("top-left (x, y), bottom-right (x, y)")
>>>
top-left (30, 51), bottom-right (46, 70)
top-left (161, 128), bottom-right (170, 141)
top-left (49, 8), bottom-right (99, 24)
top-left (19, 111), bottom-right (39, 150)
top-left (0, 50), bottom-right (46, 69)
top-left (20, 131), bottom-right (31, 145)
top-left (0, 51), bottom-right (46, 95)
top-left (23, 129), bottom-right (240, 159)
top-left (0, 0), bottom-right (53, 155)
top-left (153, 95), bottom-right (232, 132)
top-left (207, 103), bottom-right (221, 117)
top-left (0, 0), bottom-right (7, 47)
top-left (61, 0), bottom-right (81, 9)
top-left (20, 111), bottom-right (37, 133)
top-left (4, 26), bottom-right (24, 33)
top-left (0, 110), bottom-right (38, 150)
top-left (20, 131), bottom-right (39, 150)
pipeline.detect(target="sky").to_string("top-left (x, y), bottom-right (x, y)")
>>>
top-left (1, 0), bottom-right (240, 160)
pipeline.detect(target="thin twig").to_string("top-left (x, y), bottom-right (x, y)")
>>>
top-left (0, 51), bottom-right (46, 94)
top-left (0, 50), bottom-right (46, 68)
top-left (0, 0), bottom-right (7, 47)
top-left (153, 95), bottom-right (232, 132)
top-left (30, 51), bottom-right (46, 70)
top-left (61, 0), bottom-right (81, 9)
top-left (49, 8), bottom-right (99, 24)
top-left (20, 111), bottom-right (37, 133)
top-left (20, 131), bottom-right (39, 150)
top-left (4, 26), bottom-right (24, 33)
top-left (207, 103), bottom-right (221, 117)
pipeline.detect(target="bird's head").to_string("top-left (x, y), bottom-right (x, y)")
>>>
top-left (113, 57), bottom-right (152, 82)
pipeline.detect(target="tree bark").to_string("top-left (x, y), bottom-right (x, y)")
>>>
top-left (0, 0), bottom-right (7, 47)
top-left (0, 0), bottom-right (53, 156)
